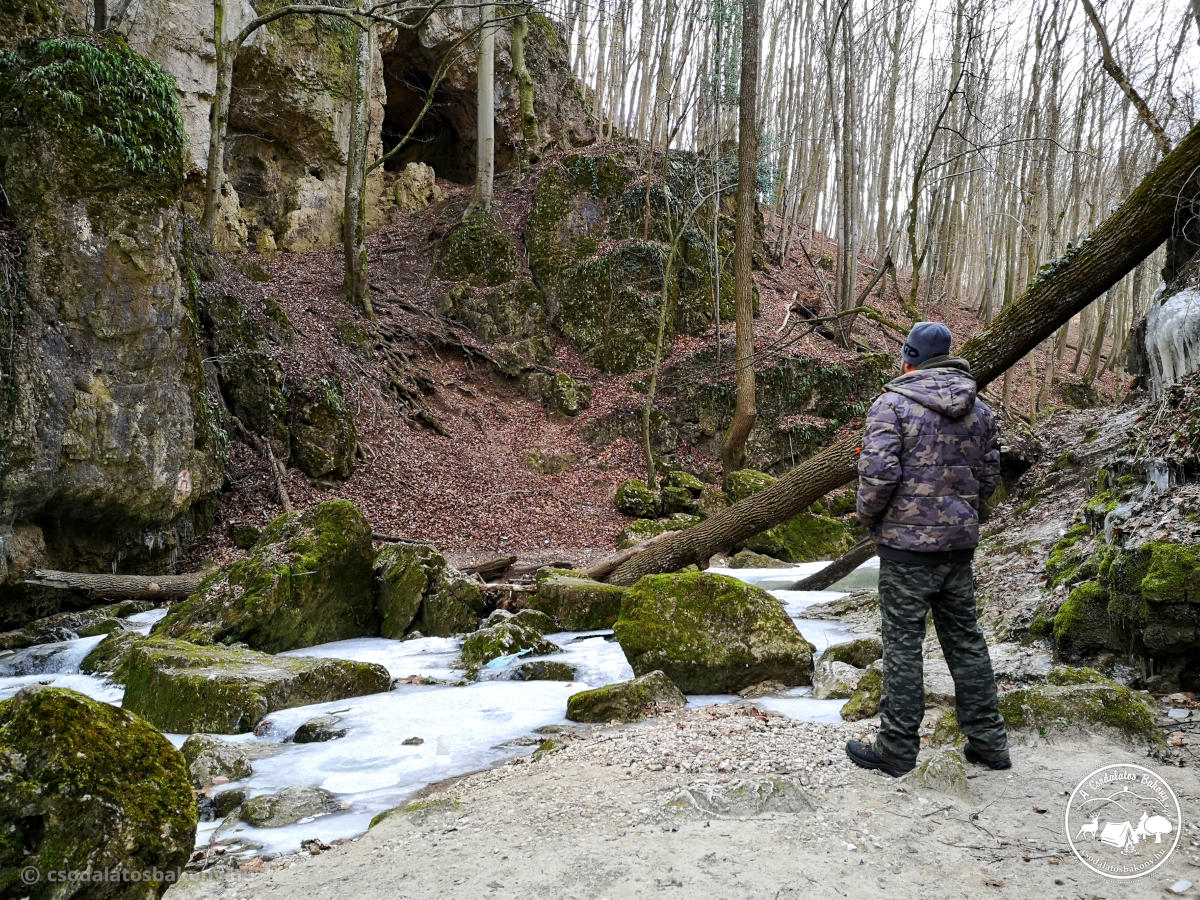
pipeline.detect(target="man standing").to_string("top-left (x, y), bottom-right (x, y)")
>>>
top-left (845, 322), bottom-right (1010, 776)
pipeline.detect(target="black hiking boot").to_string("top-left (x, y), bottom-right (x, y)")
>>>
top-left (964, 744), bottom-right (1011, 770)
top-left (845, 740), bottom-right (914, 777)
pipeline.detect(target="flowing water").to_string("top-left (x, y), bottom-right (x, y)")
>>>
top-left (0, 560), bottom-right (878, 855)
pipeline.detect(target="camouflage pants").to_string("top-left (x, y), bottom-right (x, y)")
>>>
top-left (873, 558), bottom-right (1008, 766)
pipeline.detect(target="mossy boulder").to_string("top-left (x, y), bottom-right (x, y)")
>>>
top-left (0, 599), bottom-right (152, 651)
top-left (566, 670), bottom-right (686, 722)
top-left (180, 733), bottom-right (253, 788)
top-left (237, 786), bottom-right (340, 828)
top-left (121, 638), bottom-right (392, 734)
top-left (617, 514), bottom-right (702, 549)
top-left (0, 686), bottom-right (196, 897)
top-left (459, 612), bottom-right (562, 672)
top-left (292, 714), bottom-right (347, 743)
top-left (819, 637), bottom-right (883, 670)
top-left (287, 376), bottom-right (357, 481)
top-left (727, 549), bottom-right (791, 569)
top-left (441, 212), bottom-right (521, 286)
top-left (1052, 581), bottom-right (1111, 656)
top-left (724, 469), bottom-right (777, 501)
top-left (0, 0), bottom-right (62, 47)
top-left (80, 629), bottom-right (144, 681)
top-left (156, 501), bottom-right (378, 653)
top-left (811, 659), bottom-right (862, 700)
top-left (935, 668), bottom-right (1162, 749)
top-left (529, 568), bottom-right (628, 630)
top-left (614, 479), bottom-right (659, 518)
top-left (510, 660), bottom-right (576, 681)
top-left (374, 544), bottom-right (485, 638)
top-left (840, 661), bottom-right (883, 721)
top-left (910, 748), bottom-right (971, 798)
top-left (436, 279), bottom-right (547, 344)
top-left (614, 572), bottom-right (815, 694)
top-left (742, 512), bottom-right (853, 564)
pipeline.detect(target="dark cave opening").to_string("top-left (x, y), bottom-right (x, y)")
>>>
top-left (380, 38), bottom-right (476, 185)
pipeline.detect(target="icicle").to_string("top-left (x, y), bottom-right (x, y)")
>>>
top-left (1143, 287), bottom-right (1200, 398)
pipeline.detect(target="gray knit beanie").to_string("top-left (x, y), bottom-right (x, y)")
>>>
top-left (901, 321), bottom-right (953, 366)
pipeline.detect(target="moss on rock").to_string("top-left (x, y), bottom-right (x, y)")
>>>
top-left (373, 543), bottom-right (485, 638)
top-left (724, 468), bottom-right (777, 501)
top-left (180, 733), bottom-right (253, 789)
top-left (819, 637), bottom-right (883, 670)
top-left (121, 637), bottom-right (392, 734)
top-left (156, 501), bottom-right (378, 653)
top-left (617, 514), bottom-right (702, 549)
top-left (0, 686), bottom-right (196, 897)
top-left (566, 669), bottom-right (686, 722)
top-left (287, 376), bottom-right (357, 481)
top-left (441, 212), bottom-right (521, 287)
top-left (614, 572), bottom-right (814, 694)
top-left (1052, 581), bottom-right (1111, 654)
top-left (614, 479), bottom-right (659, 518)
top-left (237, 786), bottom-right (340, 828)
top-left (742, 512), bottom-right (853, 564)
top-left (459, 615), bottom-right (561, 672)
top-left (727, 549), bottom-right (790, 568)
top-left (839, 662), bottom-right (883, 721)
top-left (996, 671), bottom-right (1162, 749)
top-left (529, 568), bottom-right (628, 630)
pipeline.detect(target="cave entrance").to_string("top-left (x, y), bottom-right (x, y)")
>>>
top-left (380, 34), bottom-right (475, 184)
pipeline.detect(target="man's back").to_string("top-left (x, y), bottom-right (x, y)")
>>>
top-left (856, 356), bottom-right (1000, 557)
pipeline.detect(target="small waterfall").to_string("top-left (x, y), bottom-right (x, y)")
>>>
top-left (1142, 288), bottom-right (1200, 399)
top-left (0, 635), bottom-right (105, 677)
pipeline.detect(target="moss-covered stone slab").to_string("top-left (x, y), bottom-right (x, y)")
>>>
top-left (374, 543), bottom-right (485, 638)
top-left (0, 599), bottom-right (153, 651)
top-left (80, 629), bottom-right (144, 681)
top-left (459, 613), bottom-right (562, 672)
top-left (617, 514), bottom-right (702, 549)
top-left (287, 376), bottom-right (357, 481)
top-left (156, 501), bottom-right (378, 653)
top-left (529, 568), bottom-right (628, 630)
top-left (811, 659), bottom-right (862, 700)
top-left (819, 637), bottom-right (883, 670)
top-left (510, 660), bottom-right (576, 681)
top-left (614, 572), bottom-right (814, 694)
top-left (566, 670), bottom-right (686, 722)
top-left (121, 638), bottom-right (392, 734)
top-left (614, 479), bottom-right (659, 518)
top-left (932, 667), bottom-right (1162, 749)
top-left (840, 661), bottom-right (882, 721)
top-left (181, 733), bottom-right (253, 789)
top-left (724, 469), bottom-right (777, 501)
top-left (0, 686), bottom-right (196, 897)
top-left (727, 549), bottom-right (790, 569)
top-left (237, 786), bottom-right (340, 828)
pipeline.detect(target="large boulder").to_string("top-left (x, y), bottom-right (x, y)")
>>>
top-left (614, 572), bottom-right (814, 694)
top-left (287, 376), bottom-right (358, 481)
top-left (0, 686), bottom-right (196, 897)
top-left (156, 501), bottom-right (378, 652)
top-left (374, 543), bottom-right (485, 638)
top-left (440, 211), bottom-right (522, 286)
top-left (459, 610), bottom-right (561, 671)
top-left (742, 512), bottom-right (853, 564)
top-left (121, 637), bottom-right (392, 733)
top-left (566, 670), bottom-right (686, 723)
top-left (529, 568), bottom-right (628, 630)
top-left (819, 637), bottom-right (883, 670)
top-left (0, 36), bottom-right (222, 619)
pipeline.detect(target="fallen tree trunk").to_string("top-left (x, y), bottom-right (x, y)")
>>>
top-left (22, 569), bottom-right (209, 599)
top-left (605, 120), bottom-right (1200, 586)
top-left (788, 539), bottom-right (876, 591)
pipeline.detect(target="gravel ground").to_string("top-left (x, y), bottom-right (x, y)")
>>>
top-left (168, 705), bottom-right (1200, 900)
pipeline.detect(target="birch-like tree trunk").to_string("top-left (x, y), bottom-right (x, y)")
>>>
top-left (471, 3), bottom-right (496, 212)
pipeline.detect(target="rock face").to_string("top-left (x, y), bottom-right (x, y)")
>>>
top-left (0, 686), bottom-right (197, 897)
top-left (614, 572), bottom-right (814, 694)
top-left (392, 161), bottom-right (442, 211)
top-left (122, 637), bottom-right (392, 733)
top-left (529, 568), bottom-right (628, 630)
top-left (287, 376), bottom-right (358, 481)
top-left (157, 501), bottom-right (378, 652)
top-left (0, 36), bottom-right (222, 622)
top-left (566, 670), bottom-right (686, 723)
top-left (374, 543), bottom-right (485, 638)
top-left (524, 153), bottom-right (735, 374)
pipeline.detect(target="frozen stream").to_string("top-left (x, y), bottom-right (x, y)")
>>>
top-left (0, 560), bottom-right (877, 855)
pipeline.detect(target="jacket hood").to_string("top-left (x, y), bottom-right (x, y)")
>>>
top-left (885, 356), bottom-right (978, 419)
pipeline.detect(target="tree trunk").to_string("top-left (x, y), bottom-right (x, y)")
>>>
top-left (471, 3), bottom-right (496, 212)
top-left (201, 0), bottom-right (231, 239)
top-left (719, 0), bottom-right (761, 472)
top-left (511, 13), bottom-right (539, 163)
top-left (605, 120), bottom-right (1200, 585)
top-left (23, 570), bottom-right (210, 599)
top-left (788, 538), bottom-right (876, 591)
top-left (342, 21), bottom-right (374, 317)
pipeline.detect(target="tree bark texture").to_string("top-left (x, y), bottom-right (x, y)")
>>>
top-left (24, 570), bottom-right (209, 599)
top-left (605, 120), bottom-right (1200, 585)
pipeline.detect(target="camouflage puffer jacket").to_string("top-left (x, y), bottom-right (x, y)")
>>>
top-left (856, 356), bottom-right (1000, 553)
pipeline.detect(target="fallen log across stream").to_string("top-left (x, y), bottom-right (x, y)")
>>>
top-left (21, 569), bottom-right (210, 599)
top-left (603, 119), bottom-right (1200, 586)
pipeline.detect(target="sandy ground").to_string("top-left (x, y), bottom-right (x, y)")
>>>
top-left (169, 713), bottom-right (1199, 900)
